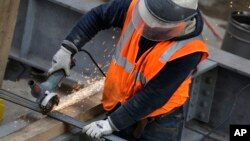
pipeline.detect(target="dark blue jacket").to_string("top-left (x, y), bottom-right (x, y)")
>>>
top-left (64, 0), bottom-right (203, 130)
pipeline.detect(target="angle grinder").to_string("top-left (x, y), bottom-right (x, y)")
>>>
top-left (28, 70), bottom-right (65, 114)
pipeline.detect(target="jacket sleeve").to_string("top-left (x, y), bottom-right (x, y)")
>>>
top-left (109, 52), bottom-right (202, 130)
top-left (63, 0), bottom-right (131, 51)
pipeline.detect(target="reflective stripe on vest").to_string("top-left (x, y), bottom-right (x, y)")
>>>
top-left (160, 36), bottom-right (203, 63)
top-left (116, 22), bottom-right (134, 56)
top-left (113, 21), bottom-right (203, 85)
top-left (113, 21), bottom-right (134, 73)
top-left (113, 55), bottom-right (133, 73)
top-left (135, 71), bottom-right (148, 85)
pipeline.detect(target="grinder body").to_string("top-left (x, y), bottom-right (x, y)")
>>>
top-left (29, 70), bottom-right (65, 113)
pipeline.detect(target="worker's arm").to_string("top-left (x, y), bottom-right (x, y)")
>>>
top-left (49, 0), bottom-right (131, 75)
top-left (62, 0), bottom-right (131, 52)
top-left (109, 52), bottom-right (202, 130)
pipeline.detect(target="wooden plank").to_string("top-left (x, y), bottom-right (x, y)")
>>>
top-left (0, 93), bottom-right (103, 141)
top-left (0, 0), bottom-right (20, 86)
top-left (0, 80), bottom-right (104, 141)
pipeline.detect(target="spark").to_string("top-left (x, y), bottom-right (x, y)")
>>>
top-left (54, 79), bottom-right (104, 111)
top-left (102, 41), bottom-right (106, 45)
top-left (104, 48), bottom-right (108, 53)
top-left (97, 63), bottom-right (102, 67)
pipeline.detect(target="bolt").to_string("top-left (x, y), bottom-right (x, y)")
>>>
top-left (205, 77), bottom-right (213, 84)
top-left (199, 113), bottom-right (206, 119)
top-left (194, 79), bottom-right (199, 83)
top-left (203, 90), bottom-right (210, 96)
top-left (193, 91), bottom-right (197, 95)
top-left (200, 102), bottom-right (208, 108)
top-left (190, 103), bottom-right (194, 107)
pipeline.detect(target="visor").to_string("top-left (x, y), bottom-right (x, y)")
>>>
top-left (132, 0), bottom-right (187, 41)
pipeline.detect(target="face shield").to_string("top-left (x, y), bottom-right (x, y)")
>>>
top-left (132, 0), bottom-right (188, 41)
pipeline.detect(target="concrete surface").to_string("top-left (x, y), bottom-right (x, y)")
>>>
top-left (49, 0), bottom-right (105, 13)
top-left (1, 80), bottom-right (34, 123)
top-left (1, 60), bottom-right (36, 124)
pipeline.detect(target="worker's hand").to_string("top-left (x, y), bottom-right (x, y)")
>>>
top-left (48, 46), bottom-right (72, 76)
top-left (82, 119), bottom-right (115, 139)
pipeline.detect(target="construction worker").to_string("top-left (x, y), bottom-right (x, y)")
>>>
top-left (49, 0), bottom-right (209, 140)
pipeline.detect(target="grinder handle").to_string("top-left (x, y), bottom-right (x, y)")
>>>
top-left (42, 59), bottom-right (76, 92)
top-left (41, 70), bottom-right (65, 92)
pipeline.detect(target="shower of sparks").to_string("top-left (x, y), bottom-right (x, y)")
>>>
top-left (54, 79), bottom-right (104, 111)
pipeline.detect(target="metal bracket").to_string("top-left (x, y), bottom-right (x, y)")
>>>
top-left (187, 68), bottom-right (218, 122)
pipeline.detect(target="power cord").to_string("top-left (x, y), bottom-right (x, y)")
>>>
top-left (79, 49), bottom-right (106, 77)
top-left (199, 83), bottom-right (250, 140)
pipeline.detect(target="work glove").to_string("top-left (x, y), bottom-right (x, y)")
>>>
top-left (82, 117), bottom-right (118, 139)
top-left (48, 46), bottom-right (72, 76)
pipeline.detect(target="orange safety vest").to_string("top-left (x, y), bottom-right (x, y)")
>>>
top-left (102, 0), bottom-right (209, 118)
